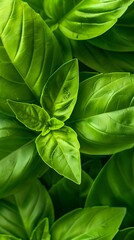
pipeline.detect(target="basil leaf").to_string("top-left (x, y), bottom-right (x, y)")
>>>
top-left (36, 126), bottom-right (81, 184)
top-left (51, 206), bottom-right (126, 240)
top-left (41, 59), bottom-right (79, 122)
top-left (114, 227), bottom-right (134, 240)
top-left (8, 100), bottom-right (50, 132)
top-left (0, 180), bottom-right (54, 239)
top-left (71, 73), bottom-right (134, 154)
top-left (71, 40), bottom-right (134, 73)
top-left (0, 235), bottom-right (21, 240)
top-left (0, 39), bottom-right (35, 116)
top-left (0, 0), bottom-right (63, 100)
top-left (30, 218), bottom-right (50, 240)
top-left (44, 0), bottom-right (133, 40)
top-left (49, 171), bottom-right (93, 218)
top-left (85, 148), bottom-right (134, 227)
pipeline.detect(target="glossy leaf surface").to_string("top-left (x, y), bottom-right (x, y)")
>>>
top-left (71, 73), bottom-right (134, 154)
top-left (85, 148), bottom-right (134, 227)
top-left (8, 101), bottom-right (50, 132)
top-left (36, 126), bottom-right (81, 184)
top-left (44, 0), bottom-right (134, 40)
top-left (51, 206), bottom-right (126, 240)
top-left (0, 0), bottom-right (63, 100)
top-left (0, 180), bottom-right (54, 239)
top-left (41, 59), bottom-right (79, 122)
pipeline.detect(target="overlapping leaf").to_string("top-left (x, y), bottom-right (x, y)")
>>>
top-left (43, 0), bottom-right (134, 40)
top-left (71, 73), bottom-right (134, 154)
top-left (0, 0), bottom-right (63, 100)
top-left (51, 206), bottom-right (126, 240)
top-left (85, 148), bottom-right (134, 227)
top-left (114, 227), bottom-right (134, 240)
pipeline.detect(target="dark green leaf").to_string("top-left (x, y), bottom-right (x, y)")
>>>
top-left (0, 180), bottom-right (54, 239)
top-left (44, 0), bottom-right (134, 40)
top-left (36, 126), bottom-right (81, 184)
top-left (30, 218), bottom-right (50, 240)
top-left (51, 206), bottom-right (126, 240)
top-left (49, 170), bottom-right (93, 218)
top-left (114, 227), bottom-right (134, 240)
top-left (85, 148), bottom-right (134, 227)
top-left (8, 101), bottom-right (50, 132)
top-left (0, 0), bottom-right (63, 100)
top-left (71, 73), bottom-right (134, 154)
top-left (41, 59), bottom-right (79, 122)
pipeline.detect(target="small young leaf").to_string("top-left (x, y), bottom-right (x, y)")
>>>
top-left (41, 59), bottom-right (79, 122)
top-left (8, 100), bottom-right (50, 132)
top-left (36, 126), bottom-right (81, 184)
top-left (30, 218), bottom-right (51, 240)
top-left (50, 206), bottom-right (126, 240)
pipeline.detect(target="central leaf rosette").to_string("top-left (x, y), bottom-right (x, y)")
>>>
top-left (8, 59), bottom-right (81, 184)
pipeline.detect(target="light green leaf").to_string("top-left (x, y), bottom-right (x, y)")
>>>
top-left (44, 0), bottom-right (134, 40)
top-left (36, 126), bottom-right (81, 184)
top-left (71, 40), bottom-right (134, 73)
top-left (41, 59), bottom-right (79, 122)
top-left (49, 170), bottom-right (93, 218)
top-left (0, 113), bottom-right (47, 197)
top-left (114, 227), bottom-right (134, 240)
top-left (0, 180), bottom-right (54, 239)
top-left (51, 206), bottom-right (126, 240)
top-left (71, 73), bottom-right (134, 154)
top-left (0, 39), bottom-right (35, 116)
top-left (85, 148), bottom-right (134, 227)
top-left (0, 0), bottom-right (63, 100)
top-left (0, 235), bottom-right (21, 240)
top-left (30, 218), bottom-right (50, 240)
top-left (8, 100), bottom-right (50, 132)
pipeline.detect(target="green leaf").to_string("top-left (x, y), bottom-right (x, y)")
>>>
top-left (0, 0), bottom-right (63, 100)
top-left (41, 59), bottom-right (79, 122)
top-left (30, 218), bottom-right (51, 240)
top-left (49, 170), bottom-right (93, 218)
top-left (71, 40), bottom-right (134, 73)
top-left (0, 113), bottom-right (48, 197)
top-left (0, 180), bottom-right (54, 239)
top-left (44, 0), bottom-right (134, 40)
top-left (51, 206), bottom-right (126, 240)
top-left (36, 126), bottom-right (81, 184)
top-left (8, 100), bottom-right (50, 132)
top-left (0, 39), bottom-right (35, 116)
top-left (85, 148), bottom-right (134, 227)
top-left (114, 227), bottom-right (134, 240)
top-left (0, 235), bottom-right (21, 240)
top-left (71, 73), bottom-right (134, 154)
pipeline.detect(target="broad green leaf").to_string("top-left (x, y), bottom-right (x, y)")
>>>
top-left (0, 0), bottom-right (63, 100)
top-left (71, 73), bottom-right (134, 154)
top-left (49, 171), bottom-right (93, 218)
top-left (0, 113), bottom-right (47, 197)
top-left (114, 227), bottom-right (134, 240)
top-left (89, 3), bottom-right (134, 52)
top-left (41, 59), bottom-right (79, 122)
top-left (36, 126), bottom-right (81, 184)
top-left (30, 218), bottom-right (50, 240)
top-left (0, 235), bottom-right (21, 240)
top-left (71, 40), bottom-right (134, 73)
top-left (8, 101), bottom-right (50, 132)
top-left (44, 0), bottom-right (134, 40)
top-left (85, 148), bottom-right (134, 227)
top-left (0, 180), bottom-right (54, 239)
top-left (51, 206), bottom-right (126, 240)
top-left (0, 39), bottom-right (35, 116)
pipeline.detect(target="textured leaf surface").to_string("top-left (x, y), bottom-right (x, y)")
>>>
top-left (51, 206), bottom-right (126, 240)
top-left (71, 73), bottom-right (134, 154)
top-left (36, 126), bottom-right (81, 184)
top-left (41, 59), bottom-right (79, 122)
top-left (85, 148), bottom-right (134, 227)
top-left (44, 0), bottom-right (134, 40)
top-left (0, 180), bottom-right (54, 239)
top-left (0, 0), bottom-right (63, 99)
